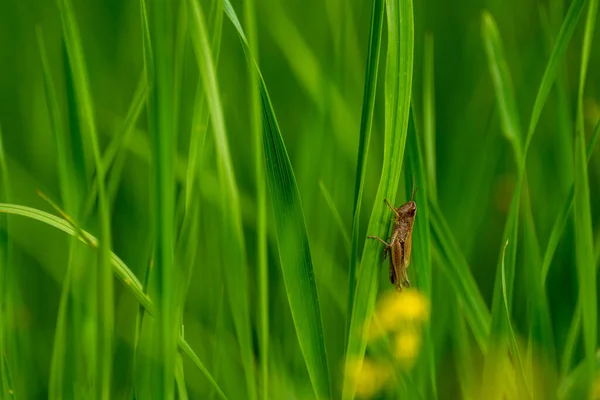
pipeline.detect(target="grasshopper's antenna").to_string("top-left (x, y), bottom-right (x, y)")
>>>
top-left (410, 177), bottom-right (418, 202)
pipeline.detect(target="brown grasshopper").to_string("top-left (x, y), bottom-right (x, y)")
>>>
top-left (368, 183), bottom-right (417, 292)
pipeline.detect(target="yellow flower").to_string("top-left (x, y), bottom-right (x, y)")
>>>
top-left (344, 357), bottom-right (392, 399)
top-left (366, 289), bottom-right (430, 341)
top-left (394, 330), bottom-right (422, 368)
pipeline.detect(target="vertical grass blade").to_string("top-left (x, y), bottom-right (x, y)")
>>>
top-left (222, 1), bottom-right (332, 398)
top-left (344, 0), bottom-right (414, 398)
top-left (187, 1), bottom-right (257, 399)
top-left (541, 120), bottom-right (600, 287)
top-left (573, 0), bottom-right (598, 396)
top-left (242, 0), bottom-right (270, 397)
top-left (406, 108), bottom-right (436, 399)
top-left (56, 0), bottom-right (114, 397)
top-left (144, 0), bottom-right (178, 397)
top-left (346, 0), bottom-right (385, 339)
top-left (0, 122), bottom-right (13, 398)
top-left (422, 32), bottom-right (437, 202)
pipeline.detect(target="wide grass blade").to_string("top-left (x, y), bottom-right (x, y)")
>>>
top-left (56, 0), bottom-right (114, 397)
top-left (343, 0), bottom-right (414, 398)
top-left (187, 1), bottom-right (257, 399)
top-left (345, 0), bottom-right (384, 341)
top-left (0, 203), bottom-right (228, 400)
top-left (222, 1), bottom-right (332, 398)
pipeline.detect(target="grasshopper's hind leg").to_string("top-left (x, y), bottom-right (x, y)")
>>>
top-left (401, 267), bottom-right (410, 288)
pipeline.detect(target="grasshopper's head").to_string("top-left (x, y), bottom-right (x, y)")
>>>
top-left (396, 184), bottom-right (417, 220)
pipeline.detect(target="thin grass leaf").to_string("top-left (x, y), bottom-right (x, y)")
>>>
top-left (344, 0), bottom-right (414, 398)
top-left (56, 0), bottom-right (114, 397)
top-left (187, 2), bottom-right (257, 399)
top-left (319, 180), bottom-right (351, 254)
top-left (572, 0), bottom-right (598, 396)
top-left (0, 203), bottom-right (228, 400)
top-left (481, 4), bottom-right (585, 396)
top-left (241, 1), bottom-right (269, 395)
top-left (222, 1), bottom-right (332, 397)
top-left (175, 351), bottom-right (189, 400)
top-left (345, 0), bottom-right (384, 341)
top-left (422, 32), bottom-right (437, 202)
top-left (541, 119), bottom-right (600, 286)
top-left (481, 12), bottom-right (523, 167)
top-left (501, 241), bottom-right (531, 398)
top-left (0, 122), bottom-right (13, 398)
top-left (429, 202), bottom-right (491, 350)
top-left (81, 73), bottom-right (147, 218)
top-left (558, 351), bottom-right (600, 400)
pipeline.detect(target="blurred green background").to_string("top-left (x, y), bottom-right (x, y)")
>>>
top-left (0, 0), bottom-right (599, 399)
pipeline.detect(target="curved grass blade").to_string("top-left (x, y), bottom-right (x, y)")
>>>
top-left (187, 2), bottom-right (256, 399)
top-left (0, 203), bottom-right (228, 400)
top-left (221, 1), bottom-right (332, 398)
top-left (56, 0), bottom-right (114, 396)
top-left (346, 0), bottom-right (385, 341)
top-left (344, 0), bottom-right (414, 398)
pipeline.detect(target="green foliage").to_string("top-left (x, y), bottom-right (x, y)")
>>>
top-left (0, 0), bottom-right (598, 398)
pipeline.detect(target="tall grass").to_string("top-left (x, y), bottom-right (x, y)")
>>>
top-left (0, 0), bottom-right (598, 398)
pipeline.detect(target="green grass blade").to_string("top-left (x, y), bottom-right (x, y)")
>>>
top-left (481, 12), bottom-right (524, 394)
top-left (422, 32), bottom-right (437, 202)
top-left (481, 11), bottom-right (523, 167)
top-left (242, 0), bottom-right (269, 394)
top-left (501, 241), bottom-right (531, 398)
top-left (522, 0), bottom-right (585, 156)
top-left (319, 180), bottom-right (351, 254)
top-left (144, 0), bottom-right (179, 396)
top-left (346, 0), bottom-right (384, 341)
top-left (56, 0), bottom-right (114, 397)
top-left (406, 108), bottom-right (436, 399)
top-left (0, 122), bottom-right (12, 398)
top-left (541, 119), bottom-right (600, 286)
top-left (188, 2), bottom-right (256, 399)
top-left (344, 0), bottom-right (414, 398)
top-left (572, 0), bottom-right (598, 396)
top-left (429, 202), bottom-right (491, 350)
top-left (0, 203), bottom-right (228, 399)
top-left (222, 1), bottom-right (332, 397)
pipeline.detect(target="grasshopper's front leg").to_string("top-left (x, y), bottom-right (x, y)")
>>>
top-left (367, 235), bottom-right (391, 262)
